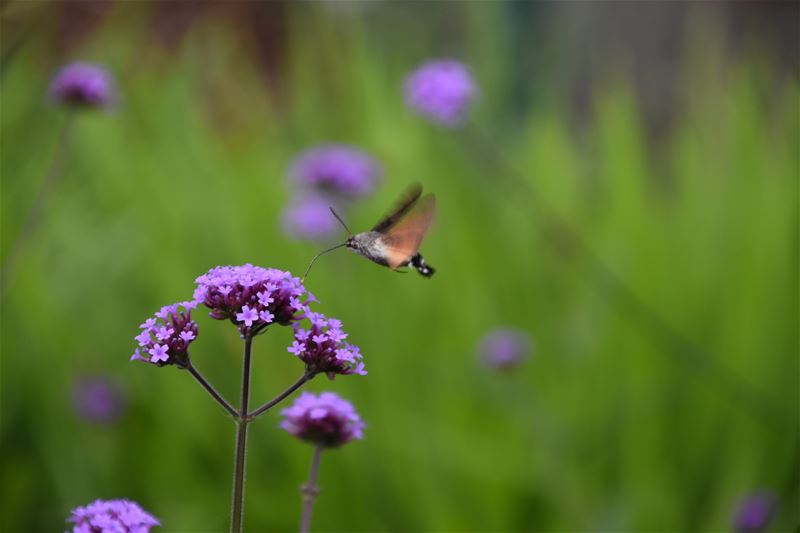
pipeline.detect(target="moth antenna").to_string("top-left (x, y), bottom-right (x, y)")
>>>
top-left (302, 242), bottom-right (347, 282)
top-left (329, 207), bottom-right (353, 235)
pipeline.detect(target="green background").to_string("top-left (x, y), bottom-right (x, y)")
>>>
top-left (1, 2), bottom-right (797, 532)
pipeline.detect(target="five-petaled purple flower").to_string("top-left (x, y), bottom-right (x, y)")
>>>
top-left (131, 301), bottom-right (198, 367)
top-left (404, 59), bottom-right (478, 127)
top-left (281, 195), bottom-right (343, 241)
top-left (67, 498), bottom-right (160, 533)
top-left (50, 62), bottom-right (115, 109)
top-left (288, 312), bottom-right (366, 378)
top-left (194, 264), bottom-right (314, 336)
top-left (733, 491), bottom-right (778, 533)
top-left (287, 144), bottom-right (381, 200)
top-left (72, 376), bottom-right (127, 425)
top-left (477, 327), bottom-right (532, 371)
top-left (280, 391), bottom-right (365, 447)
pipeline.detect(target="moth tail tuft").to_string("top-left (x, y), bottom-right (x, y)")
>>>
top-left (409, 253), bottom-right (435, 278)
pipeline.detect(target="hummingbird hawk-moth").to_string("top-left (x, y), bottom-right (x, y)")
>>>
top-left (303, 183), bottom-right (436, 280)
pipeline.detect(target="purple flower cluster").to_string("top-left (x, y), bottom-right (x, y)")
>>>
top-left (288, 312), bottom-right (366, 378)
top-left (288, 144), bottom-right (380, 199)
top-left (404, 59), bottom-right (478, 127)
top-left (131, 302), bottom-right (198, 367)
top-left (477, 327), bottom-right (532, 371)
top-left (67, 499), bottom-right (159, 533)
top-left (193, 264), bottom-right (313, 336)
top-left (50, 62), bottom-right (115, 109)
top-left (281, 195), bottom-right (341, 241)
top-left (733, 491), bottom-right (777, 533)
top-left (282, 144), bottom-right (381, 241)
top-left (280, 391), bottom-right (365, 447)
top-left (72, 376), bottom-right (127, 425)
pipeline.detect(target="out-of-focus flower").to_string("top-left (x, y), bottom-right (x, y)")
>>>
top-left (287, 144), bottom-right (380, 200)
top-left (288, 312), bottom-right (366, 378)
top-left (733, 491), bottom-right (778, 533)
top-left (131, 301), bottom-right (198, 367)
top-left (281, 195), bottom-right (342, 241)
top-left (72, 376), bottom-right (127, 425)
top-left (477, 327), bottom-right (532, 371)
top-left (67, 498), bottom-right (159, 533)
top-left (194, 264), bottom-right (314, 336)
top-left (280, 391), bottom-right (365, 447)
top-left (404, 59), bottom-right (478, 127)
top-left (49, 62), bottom-right (115, 109)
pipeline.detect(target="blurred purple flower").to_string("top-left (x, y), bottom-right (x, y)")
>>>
top-left (404, 59), bottom-right (478, 127)
top-left (477, 327), bottom-right (532, 371)
top-left (281, 195), bottom-right (341, 241)
top-left (733, 491), bottom-right (777, 533)
top-left (67, 498), bottom-right (159, 533)
top-left (72, 376), bottom-right (127, 425)
top-left (288, 312), bottom-right (366, 379)
top-left (194, 264), bottom-right (314, 336)
top-left (280, 391), bottom-right (365, 448)
top-left (287, 144), bottom-right (380, 200)
top-left (131, 301), bottom-right (198, 367)
top-left (49, 62), bottom-right (115, 109)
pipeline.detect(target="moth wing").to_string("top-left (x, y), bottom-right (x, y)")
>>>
top-left (371, 182), bottom-right (423, 233)
top-left (381, 194), bottom-right (436, 269)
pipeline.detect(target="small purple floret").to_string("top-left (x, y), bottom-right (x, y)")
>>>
top-left (131, 301), bottom-right (198, 367)
top-left (288, 311), bottom-right (365, 378)
top-left (733, 491), bottom-right (778, 533)
top-left (280, 391), bottom-right (365, 447)
top-left (477, 327), bottom-right (532, 371)
top-left (49, 62), bottom-right (115, 109)
top-left (67, 498), bottom-right (160, 533)
top-left (404, 59), bottom-right (478, 127)
top-left (194, 264), bottom-right (311, 336)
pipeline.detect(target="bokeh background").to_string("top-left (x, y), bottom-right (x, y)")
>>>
top-left (1, 1), bottom-right (798, 532)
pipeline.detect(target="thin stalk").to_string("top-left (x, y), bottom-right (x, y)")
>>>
top-left (185, 361), bottom-right (238, 419)
top-left (299, 444), bottom-right (324, 533)
top-left (230, 336), bottom-right (253, 533)
top-left (2, 114), bottom-right (75, 291)
top-left (247, 372), bottom-right (315, 421)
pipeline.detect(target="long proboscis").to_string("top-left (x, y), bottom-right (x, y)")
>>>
top-left (302, 242), bottom-right (347, 282)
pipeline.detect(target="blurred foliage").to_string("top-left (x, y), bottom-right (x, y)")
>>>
top-left (1, 2), bottom-right (798, 532)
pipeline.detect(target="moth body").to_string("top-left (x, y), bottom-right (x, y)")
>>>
top-left (346, 232), bottom-right (435, 277)
top-left (346, 232), bottom-right (390, 267)
top-left (303, 183), bottom-right (436, 280)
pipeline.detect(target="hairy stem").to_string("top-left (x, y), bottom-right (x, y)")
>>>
top-left (230, 335), bottom-right (253, 533)
top-left (247, 371), bottom-right (315, 421)
top-left (299, 444), bottom-right (324, 533)
top-left (185, 361), bottom-right (237, 419)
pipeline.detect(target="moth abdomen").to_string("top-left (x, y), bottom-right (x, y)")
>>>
top-left (409, 253), bottom-right (435, 278)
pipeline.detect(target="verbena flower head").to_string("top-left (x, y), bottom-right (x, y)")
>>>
top-left (404, 59), bottom-right (478, 127)
top-left (50, 62), bottom-right (115, 109)
top-left (281, 194), bottom-right (341, 241)
top-left (288, 312), bottom-right (366, 378)
top-left (67, 498), bottom-right (159, 533)
top-left (131, 301), bottom-right (198, 367)
top-left (733, 491), bottom-right (777, 533)
top-left (72, 376), bottom-right (127, 425)
top-left (280, 391), bottom-right (365, 447)
top-left (194, 264), bottom-right (313, 336)
top-left (287, 144), bottom-right (380, 200)
top-left (477, 327), bottom-right (532, 371)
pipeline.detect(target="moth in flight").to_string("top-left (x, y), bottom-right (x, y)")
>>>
top-left (303, 183), bottom-right (436, 280)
